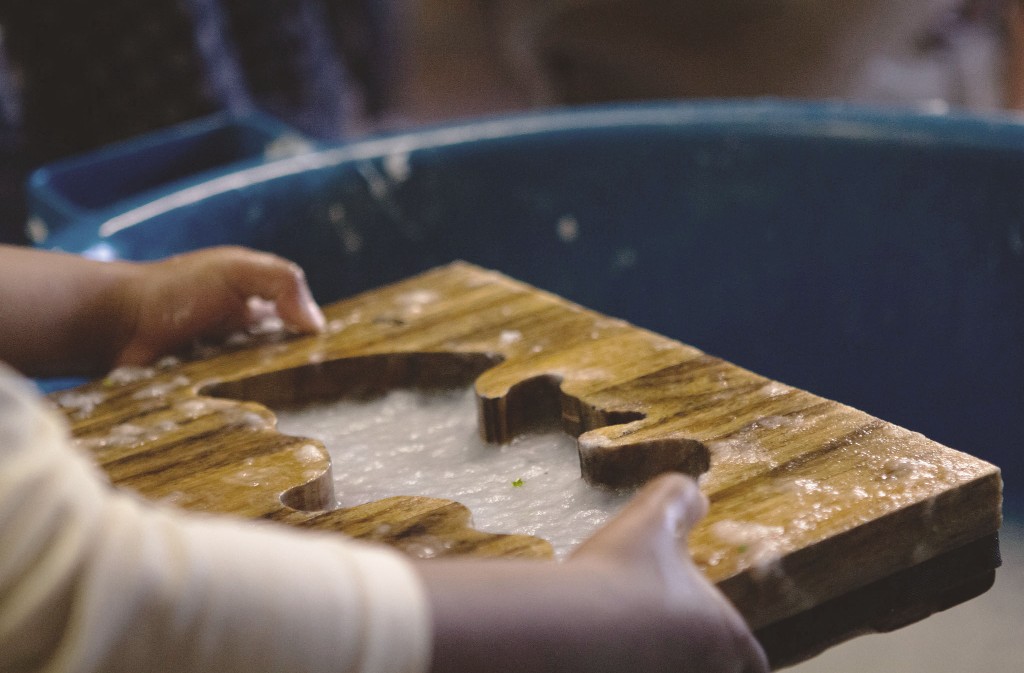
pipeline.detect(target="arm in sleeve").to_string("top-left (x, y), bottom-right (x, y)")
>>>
top-left (0, 367), bottom-right (431, 673)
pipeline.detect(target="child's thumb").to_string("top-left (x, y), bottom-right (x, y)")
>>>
top-left (633, 472), bottom-right (708, 540)
top-left (575, 472), bottom-right (707, 562)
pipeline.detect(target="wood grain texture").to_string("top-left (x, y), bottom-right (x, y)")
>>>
top-left (51, 262), bottom-right (1002, 666)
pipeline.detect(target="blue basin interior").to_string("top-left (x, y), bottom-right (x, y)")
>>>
top-left (28, 112), bottom-right (303, 234)
top-left (39, 101), bottom-right (1024, 511)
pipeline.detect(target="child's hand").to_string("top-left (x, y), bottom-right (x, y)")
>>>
top-left (115, 246), bottom-right (326, 367)
top-left (569, 473), bottom-right (768, 673)
top-left (420, 473), bottom-right (768, 673)
top-left (0, 244), bottom-right (322, 377)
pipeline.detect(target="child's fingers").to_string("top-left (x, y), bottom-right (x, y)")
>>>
top-left (618, 472), bottom-right (707, 540)
top-left (259, 267), bottom-right (325, 334)
top-left (210, 247), bottom-right (326, 333)
top-left (573, 472), bottom-right (707, 562)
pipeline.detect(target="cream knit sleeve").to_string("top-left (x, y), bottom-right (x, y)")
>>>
top-left (0, 367), bottom-right (431, 673)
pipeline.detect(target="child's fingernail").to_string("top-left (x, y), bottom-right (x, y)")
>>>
top-left (305, 299), bottom-right (326, 331)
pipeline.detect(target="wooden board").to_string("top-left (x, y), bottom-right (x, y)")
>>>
top-left (51, 262), bottom-right (1002, 667)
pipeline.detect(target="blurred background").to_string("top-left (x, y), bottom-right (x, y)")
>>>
top-left (0, 2), bottom-right (1020, 670)
top-left (1, 0), bottom-right (1022, 244)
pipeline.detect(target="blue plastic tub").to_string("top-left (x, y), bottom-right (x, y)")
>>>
top-left (30, 100), bottom-right (1023, 511)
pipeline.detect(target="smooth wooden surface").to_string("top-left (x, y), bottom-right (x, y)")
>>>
top-left (52, 262), bottom-right (1002, 666)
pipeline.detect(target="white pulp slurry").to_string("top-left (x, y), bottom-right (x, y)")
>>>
top-left (556, 215), bottom-right (580, 243)
top-left (272, 388), bottom-right (634, 558)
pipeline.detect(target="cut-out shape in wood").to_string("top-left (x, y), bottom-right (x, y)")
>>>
top-left (52, 262), bottom-right (1002, 668)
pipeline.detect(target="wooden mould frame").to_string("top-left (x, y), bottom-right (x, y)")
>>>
top-left (54, 262), bottom-right (1002, 667)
